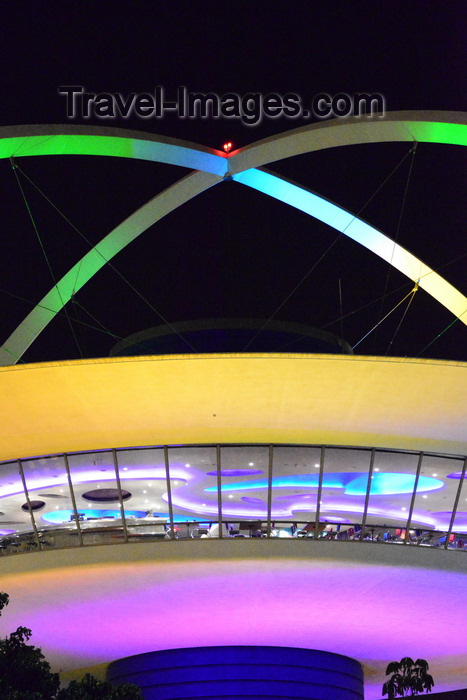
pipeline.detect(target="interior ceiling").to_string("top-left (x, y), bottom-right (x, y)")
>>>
top-left (1, 444), bottom-right (465, 534)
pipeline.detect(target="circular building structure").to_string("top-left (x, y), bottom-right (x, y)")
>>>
top-left (107, 646), bottom-right (364, 700)
top-left (0, 353), bottom-right (466, 700)
top-left (109, 318), bottom-right (354, 357)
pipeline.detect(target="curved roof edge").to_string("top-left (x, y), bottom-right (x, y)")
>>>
top-left (0, 354), bottom-right (465, 461)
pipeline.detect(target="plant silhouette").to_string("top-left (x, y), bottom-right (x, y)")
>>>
top-left (0, 593), bottom-right (142, 699)
top-left (382, 657), bottom-right (434, 697)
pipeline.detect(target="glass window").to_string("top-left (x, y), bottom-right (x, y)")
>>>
top-left (410, 454), bottom-right (462, 546)
top-left (219, 445), bottom-right (270, 537)
top-left (271, 446), bottom-right (322, 537)
top-left (367, 450), bottom-right (419, 539)
top-left (115, 447), bottom-right (169, 541)
top-left (321, 448), bottom-right (373, 540)
top-left (166, 446), bottom-right (218, 538)
top-left (68, 450), bottom-right (121, 546)
top-left (21, 454), bottom-right (79, 552)
top-left (449, 457), bottom-right (467, 548)
top-left (1, 445), bottom-right (465, 553)
top-left (0, 460), bottom-right (33, 553)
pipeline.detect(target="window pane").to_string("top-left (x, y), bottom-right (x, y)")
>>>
top-left (271, 446), bottom-right (322, 536)
top-left (450, 458), bottom-right (467, 547)
top-left (115, 447), bottom-right (169, 540)
top-left (411, 454), bottom-right (462, 545)
top-left (68, 450), bottom-right (121, 546)
top-left (0, 460), bottom-right (32, 553)
top-left (321, 448), bottom-right (373, 538)
top-left (219, 445), bottom-right (270, 537)
top-left (167, 446), bottom-right (218, 538)
top-left (367, 450), bottom-right (419, 534)
top-left (21, 454), bottom-right (79, 551)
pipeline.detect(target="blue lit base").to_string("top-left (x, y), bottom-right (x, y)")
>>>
top-left (107, 646), bottom-right (364, 699)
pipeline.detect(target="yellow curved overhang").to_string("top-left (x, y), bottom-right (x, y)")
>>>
top-left (0, 353), bottom-right (466, 461)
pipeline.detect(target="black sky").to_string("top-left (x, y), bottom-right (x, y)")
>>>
top-left (1, 1), bottom-right (466, 362)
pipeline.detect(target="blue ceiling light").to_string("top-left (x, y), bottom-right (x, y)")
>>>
top-left (205, 472), bottom-right (444, 496)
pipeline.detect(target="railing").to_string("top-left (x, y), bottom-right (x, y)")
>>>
top-left (1, 519), bottom-right (466, 556)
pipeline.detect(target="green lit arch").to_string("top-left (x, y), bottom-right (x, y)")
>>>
top-left (0, 124), bottom-right (227, 175)
top-left (226, 110), bottom-right (467, 173)
top-left (0, 113), bottom-right (466, 364)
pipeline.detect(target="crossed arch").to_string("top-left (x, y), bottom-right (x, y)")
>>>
top-left (0, 112), bottom-right (466, 365)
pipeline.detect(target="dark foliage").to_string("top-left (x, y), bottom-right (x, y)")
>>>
top-left (56, 673), bottom-right (142, 699)
top-left (0, 626), bottom-right (60, 700)
top-left (0, 593), bottom-right (142, 700)
top-left (382, 656), bottom-right (434, 697)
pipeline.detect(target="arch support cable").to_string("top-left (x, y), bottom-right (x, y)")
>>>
top-left (1, 114), bottom-right (466, 364)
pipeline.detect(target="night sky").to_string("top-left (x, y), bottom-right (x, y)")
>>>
top-left (1, 2), bottom-right (466, 362)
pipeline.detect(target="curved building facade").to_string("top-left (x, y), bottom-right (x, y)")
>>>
top-left (109, 319), bottom-right (354, 357)
top-left (0, 353), bottom-right (466, 699)
top-left (107, 646), bottom-right (364, 700)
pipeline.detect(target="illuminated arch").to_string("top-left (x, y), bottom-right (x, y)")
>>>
top-left (232, 168), bottom-right (467, 326)
top-left (0, 113), bottom-right (466, 364)
top-left (226, 110), bottom-right (467, 173)
top-left (0, 170), bottom-right (222, 364)
top-left (0, 124), bottom-right (227, 175)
